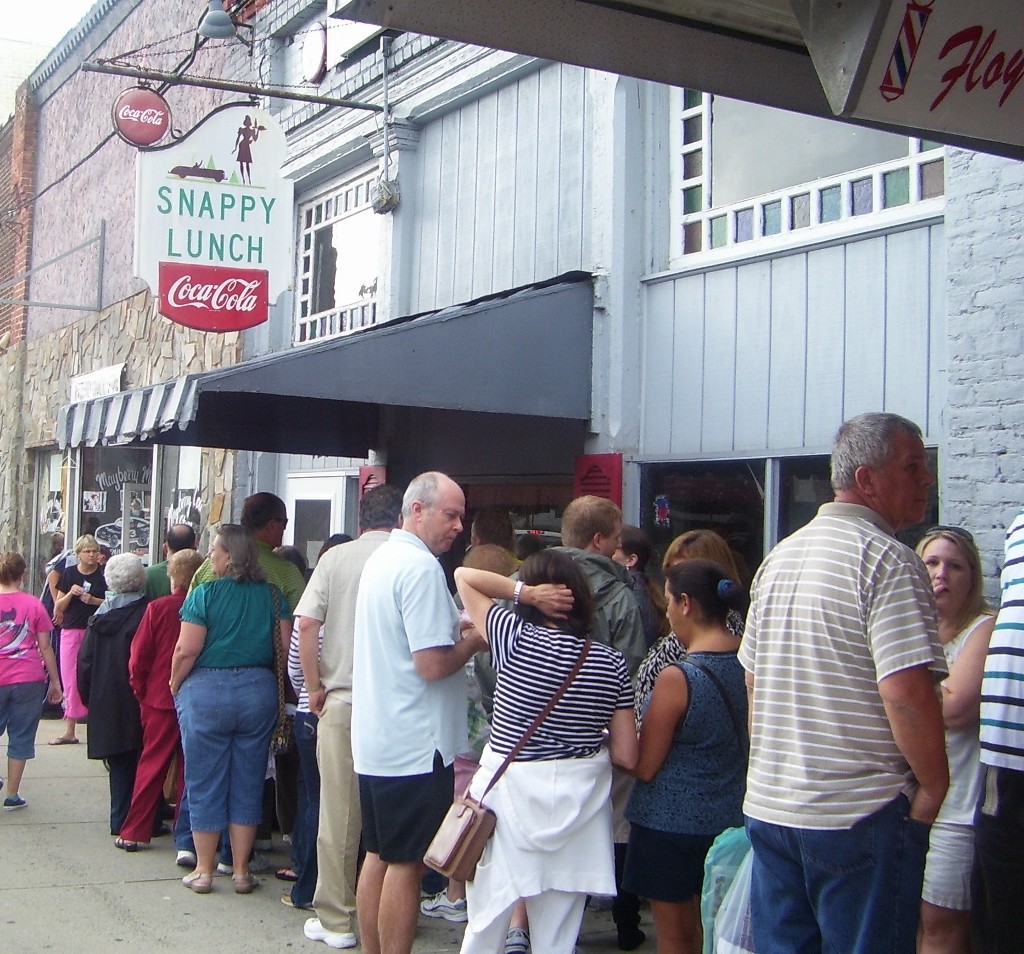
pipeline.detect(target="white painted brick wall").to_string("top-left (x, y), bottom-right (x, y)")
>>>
top-left (944, 147), bottom-right (1024, 591)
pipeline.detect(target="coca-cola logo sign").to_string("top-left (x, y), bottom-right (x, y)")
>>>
top-left (113, 87), bottom-right (171, 147)
top-left (158, 262), bottom-right (268, 331)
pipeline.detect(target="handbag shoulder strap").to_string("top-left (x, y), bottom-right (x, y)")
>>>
top-left (269, 584), bottom-right (286, 712)
top-left (478, 639), bottom-right (592, 800)
top-left (681, 656), bottom-right (749, 758)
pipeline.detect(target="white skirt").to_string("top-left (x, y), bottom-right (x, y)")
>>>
top-left (465, 744), bottom-right (616, 932)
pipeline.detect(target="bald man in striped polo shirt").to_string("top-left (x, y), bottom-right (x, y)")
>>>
top-left (740, 412), bottom-right (948, 954)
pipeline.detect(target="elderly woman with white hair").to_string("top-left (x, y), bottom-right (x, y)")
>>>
top-left (77, 553), bottom-right (149, 839)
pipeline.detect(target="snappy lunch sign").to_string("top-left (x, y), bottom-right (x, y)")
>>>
top-left (135, 105), bottom-right (293, 332)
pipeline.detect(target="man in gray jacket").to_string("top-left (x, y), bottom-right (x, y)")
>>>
top-left (553, 494), bottom-right (646, 677)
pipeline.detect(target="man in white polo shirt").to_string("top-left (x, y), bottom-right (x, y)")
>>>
top-left (741, 412), bottom-right (948, 954)
top-left (351, 471), bottom-right (487, 954)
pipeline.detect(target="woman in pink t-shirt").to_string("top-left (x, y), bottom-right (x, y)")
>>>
top-left (0, 552), bottom-right (63, 810)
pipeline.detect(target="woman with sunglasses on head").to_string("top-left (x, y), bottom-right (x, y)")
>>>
top-left (624, 559), bottom-right (748, 954)
top-left (914, 526), bottom-right (995, 954)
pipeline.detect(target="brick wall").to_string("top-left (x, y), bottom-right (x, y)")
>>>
top-left (0, 81), bottom-right (36, 346)
top-left (944, 147), bottom-right (1024, 586)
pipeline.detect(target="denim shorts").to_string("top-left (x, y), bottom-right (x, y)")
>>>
top-left (0, 680), bottom-right (47, 761)
top-left (175, 666), bottom-right (277, 831)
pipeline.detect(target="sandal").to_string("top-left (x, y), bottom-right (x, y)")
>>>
top-left (182, 871), bottom-right (214, 894)
top-left (275, 867), bottom-right (299, 882)
top-left (48, 737), bottom-right (79, 745)
top-left (115, 837), bottom-right (148, 852)
top-left (233, 873), bottom-right (258, 894)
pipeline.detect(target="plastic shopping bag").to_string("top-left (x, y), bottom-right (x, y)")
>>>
top-left (700, 827), bottom-right (751, 954)
top-left (714, 847), bottom-right (756, 954)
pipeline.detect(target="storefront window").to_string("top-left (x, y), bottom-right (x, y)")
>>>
top-left (642, 449), bottom-right (940, 581)
top-left (78, 446), bottom-right (154, 560)
top-left (641, 459), bottom-right (766, 584)
top-left (154, 445), bottom-right (204, 546)
top-left (778, 456), bottom-right (832, 542)
top-left (33, 450), bottom-right (69, 590)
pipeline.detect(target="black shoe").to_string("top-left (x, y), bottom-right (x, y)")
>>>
top-left (151, 823), bottom-right (171, 838)
top-left (617, 928), bottom-right (646, 951)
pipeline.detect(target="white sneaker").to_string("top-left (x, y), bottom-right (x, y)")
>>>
top-left (217, 851), bottom-right (271, 875)
top-left (420, 889), bottom-right (468, 922)
top-left (176, 849), bottom-right (197, 868)
top-left (505, 928), bottom-right (530, 954)
top-left (304, 917), bottom-right (357, 949)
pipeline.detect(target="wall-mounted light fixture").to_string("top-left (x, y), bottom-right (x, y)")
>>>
top-left (198, 0), bottom-right (237, 41)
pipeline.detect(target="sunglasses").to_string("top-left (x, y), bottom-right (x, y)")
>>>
top-left (924, 525), bottom-right (974, 544)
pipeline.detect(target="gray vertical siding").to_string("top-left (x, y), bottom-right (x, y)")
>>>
top-left (641, 223), bottom-right (946, 456)
top-left (409, 64), bottom-right (590, 312)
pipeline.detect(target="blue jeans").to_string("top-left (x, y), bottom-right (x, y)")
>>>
top-left (175, 666), bottom-right (277, 831)
top-left (174, 785), bottom-right (241, 866)
top-left (747, 794), bottom-right (930, 954)
top-left (291, 710), bottom-right (320, 907)
top-left (0, 680), bottom-right (46, 760)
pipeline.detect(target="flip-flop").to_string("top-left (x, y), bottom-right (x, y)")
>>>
top-left (48, 737), bottom-right (79, 745)
top-left (275, 867), bottom-right (299, 882)
top-left (115, 838), bottom-right (148, 852)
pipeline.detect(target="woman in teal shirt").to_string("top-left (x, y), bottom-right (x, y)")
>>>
top-left (171, 524), bottom-right (290, 895)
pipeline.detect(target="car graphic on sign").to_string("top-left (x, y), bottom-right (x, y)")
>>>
top-left (169, 162), bottom-right (226, 183)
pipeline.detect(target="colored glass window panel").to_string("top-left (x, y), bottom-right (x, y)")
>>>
top-left (820, 185), bottom-right (841, 222)
top-left (883, 167), bottom-right (910, 207)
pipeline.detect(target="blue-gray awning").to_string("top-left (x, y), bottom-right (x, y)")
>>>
top-left (56, 273), bottom-right (594, 457)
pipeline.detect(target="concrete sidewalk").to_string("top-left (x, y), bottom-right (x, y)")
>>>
top-left (1, 722), bottom-right (649, 953)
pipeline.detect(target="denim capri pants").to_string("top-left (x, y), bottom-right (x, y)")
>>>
top-left (175, 666), bottom-right (277, 831)
top-left (0, 680), bottom-right (47, 761)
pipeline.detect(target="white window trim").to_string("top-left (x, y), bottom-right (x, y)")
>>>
top-left (294, 167), bottom-right (379, 344)
top-left (669, 89), bottom-right (946, 266)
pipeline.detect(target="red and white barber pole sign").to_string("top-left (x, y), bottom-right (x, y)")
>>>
top-left (135, 105), bottom-right (293, 332)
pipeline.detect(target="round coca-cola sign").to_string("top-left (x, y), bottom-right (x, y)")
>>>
top-left (112, 87), bottom-right (171, 147)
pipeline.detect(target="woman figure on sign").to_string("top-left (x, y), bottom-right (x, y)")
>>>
top-left (623, 559), bottom-right (748, 954)
top-left (234, 115), bottom-right (264, 185)
top-left (915, 526), bottom-right (996, 954)
top-left (0, 552), bottom-right (63, 810)
top-left (454, 550), bottom-right (638, 954)
top-left (50, 534), bottom-right (106, 745)
top-left (170, 525), bottom-right (290, 895)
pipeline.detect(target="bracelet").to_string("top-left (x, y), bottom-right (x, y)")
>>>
top-left (512, 580), bottom-right (524, 605)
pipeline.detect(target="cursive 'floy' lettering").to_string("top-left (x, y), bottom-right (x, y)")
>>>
top-left (931, 25), bottom-right (1024, 111)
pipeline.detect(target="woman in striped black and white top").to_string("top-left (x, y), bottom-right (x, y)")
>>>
top-left (454, 550), bottom-right (638, 954)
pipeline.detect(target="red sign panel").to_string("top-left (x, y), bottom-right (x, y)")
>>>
top-left (158, 262), bottom-right (269, 332)
top-left (574, 453), bottom-right (623, 506)
top-left (112, 87), bottom-right (171, 147)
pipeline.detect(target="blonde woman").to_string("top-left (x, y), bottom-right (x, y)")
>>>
top-left (915, 526), bottom-right (995, 954)
top-left (50, 534), bottom-right (106, 745)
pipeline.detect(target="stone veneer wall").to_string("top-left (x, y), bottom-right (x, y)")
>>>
top-left (0, 288), bottom-right (242, 561)
top-left (944, 147), bottom-right (1024, 591)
